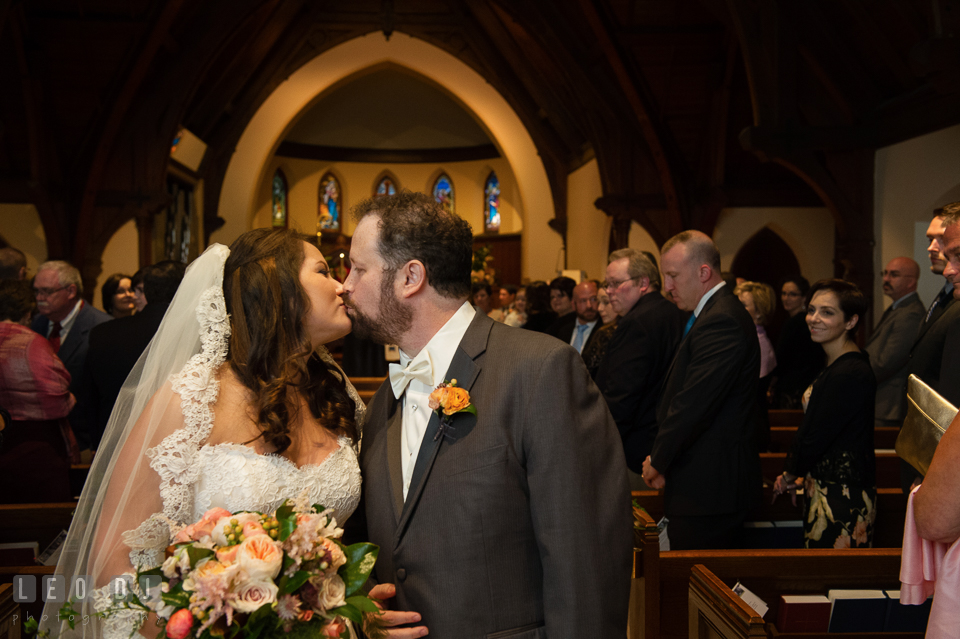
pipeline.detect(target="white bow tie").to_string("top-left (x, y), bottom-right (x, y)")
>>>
top-left (388, 350), bottom-right (435, 398)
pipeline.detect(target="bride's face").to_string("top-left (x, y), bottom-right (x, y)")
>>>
top-left (299, 242), bottom-right (351, 348)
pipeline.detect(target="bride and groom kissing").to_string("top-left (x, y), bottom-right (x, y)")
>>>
top-left (46, 192), bottom-right (632, 639)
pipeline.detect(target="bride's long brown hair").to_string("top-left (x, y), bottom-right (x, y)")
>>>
top-left (222, 228), bottom-right (357, 453)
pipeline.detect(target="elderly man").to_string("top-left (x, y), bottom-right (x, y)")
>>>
top-left (596, 249), bottom-right (684, 475)
top-left (642, 231), bottom-right (761, 550)
top-left (343, 192), bottom-right (631, 638)
top-left (865, 257), bottom-right (924, 429)
top-left (30, 261), bottom-right (111, 450)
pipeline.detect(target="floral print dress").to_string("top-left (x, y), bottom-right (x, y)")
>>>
top-left (787, 351), bottom-right (877, 549)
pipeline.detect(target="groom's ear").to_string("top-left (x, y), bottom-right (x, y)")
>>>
top-left (398, 259), bottom-right (427, 298)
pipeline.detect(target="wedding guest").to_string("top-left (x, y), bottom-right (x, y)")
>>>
top-left (504, 286), bottom-right (527, 327)
top-left (0, 247), bottom-right (27, 280)
top-left (0, 280), bottom-right (74, 502)
top-left (774, 279), bottom-right (876, 548)
top-left (772, 276), bottom-right (823, 408)
top-left (471, 282), bottom-right (492, 314)
top-left (549, 276), bottom-right (576, 317)
top-left (131, 268), bottom-right (147, 312)
top-left (736, 281), bottom-right (778, 451)
top-left (522, 281), bottom-right (556, 333)
top-left (582, 286), bottom-right (618, 379)
top-left (489, 285), bottom-right (516, 322)
top-left (101, 273), bottom-right (137, 319)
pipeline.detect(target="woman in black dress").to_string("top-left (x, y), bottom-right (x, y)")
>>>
top-left (771, 276), bottom-right (824, 408)
top-left (774, 279), bottom-right (877, 548)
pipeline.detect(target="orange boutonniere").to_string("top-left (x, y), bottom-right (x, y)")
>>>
top-left (428, 379), bottom-right (476, 441)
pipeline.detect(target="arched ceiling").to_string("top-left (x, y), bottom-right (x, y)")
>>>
top-left (1, 0), bottom-right (959, 299)
top-left (283, 68), bottom-right (493, 150)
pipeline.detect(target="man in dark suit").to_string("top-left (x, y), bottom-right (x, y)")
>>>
top-left (865, 257), bottom-right (925, 428)
top-left (597, 248), bottom-right (684, 476)
top-left (642, 230), bottom-right (761, 550)
top-left (343, 192), bottom-right (632, 638)
top-left (903, 209), bottom-right (960, 490)
top-left (549, 279), bottom-right (604, 354)
top-left (31, 261), bottom-right (111, 450)
top-left (80, 260), bottom-right (186, 449)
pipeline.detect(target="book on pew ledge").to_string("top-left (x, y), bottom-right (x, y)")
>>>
top-left (883, 590), bottom-right (931, 632)
top-left (827, 589), bottom-right (887, 632)
top-left (732, 581), bottom-right (768, 618)
top-left (0, 541), bottom-right (39, 566)
top-left (776, 595), bottom-right (831, 632)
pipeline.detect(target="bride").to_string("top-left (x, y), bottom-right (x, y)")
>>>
top-left (41, 228), bottom-right (391, 638)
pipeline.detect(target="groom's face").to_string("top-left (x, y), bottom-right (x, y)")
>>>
top-left (343, 215), bottom-right (412, 344)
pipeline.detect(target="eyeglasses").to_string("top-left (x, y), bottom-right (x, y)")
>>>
top-left (33, 285), bottom-right (69, 298)
top-left (604, 277), bottom-right (638, 291)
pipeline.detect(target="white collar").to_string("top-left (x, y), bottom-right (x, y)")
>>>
top-left (693, 281), bottom-right (725, 317)
top-left (399, 301), bottom-right (477, 387)
top-left (58, 299), bottom-right (83, 330)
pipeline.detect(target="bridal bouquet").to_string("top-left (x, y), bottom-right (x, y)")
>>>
top-left (67, 501), bottom-right (381, 639)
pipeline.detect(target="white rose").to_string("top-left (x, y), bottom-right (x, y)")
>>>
top-left (212, 512), bottom-right (262, 546)
top-left (315, 575), bottom-right (346, 611)
top-left (231, 579), bottom-right (278, 614)
top-left (161, 555), bottom-right (179, 579)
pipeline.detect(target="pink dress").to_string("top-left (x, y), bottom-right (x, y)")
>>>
top-left (900, 485), bottom-right (960, 637)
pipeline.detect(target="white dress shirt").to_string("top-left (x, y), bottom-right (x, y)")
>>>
top-left (399, 301), bottom-right (477, 499)
top-left (46, 299), bottom-right (83, 343)
top-left (693, 281), bottom-right (726, 317)
top-left (569, 318), bottom-right (598, 353)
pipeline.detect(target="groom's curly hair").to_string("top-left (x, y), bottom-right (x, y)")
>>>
top-left (223, 228), bottom-right (357, 453)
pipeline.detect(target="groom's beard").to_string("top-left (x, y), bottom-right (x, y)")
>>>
top-left (344, 273), bottom-right (412, 346)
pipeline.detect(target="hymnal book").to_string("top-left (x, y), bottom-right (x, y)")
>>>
top-left (733, 581), bottom-right (768, 618)
top-left (827, 589), bottom-right (887, 632)
top-left (883, 590), bottom-right (931, 632)
top-left (776, 595), bottom-right (831, 633)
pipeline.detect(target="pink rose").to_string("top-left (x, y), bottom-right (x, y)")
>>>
top-left (166, 609), bottom-right (193, 639)
top-left (175, 507), bottom-right (233, 543)
top-left (242, 521), bottom-right (267, 539)
top-left (320, 539), bottom-right (346, 571)
top-left (322, 620), bottom-right (346, 637)
top-left (236, 535), bottom-right (283, 581)
top-left (231, 579), bottom-right (278, 614)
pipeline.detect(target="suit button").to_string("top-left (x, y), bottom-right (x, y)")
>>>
top-left (397, 568), bottom-right (406, 581)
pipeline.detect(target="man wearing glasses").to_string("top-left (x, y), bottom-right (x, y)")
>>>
top-left (596, 248), bottom-right (685, 480)
top-left (31, 261), bottom-right (111, 450)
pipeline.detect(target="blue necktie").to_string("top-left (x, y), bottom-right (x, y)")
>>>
top-left (572, 323), bottom-right (589, 353)
top-left (682, 314), bottom-right (696, 337)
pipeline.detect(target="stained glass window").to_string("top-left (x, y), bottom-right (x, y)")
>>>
top-left (318, 173), bottom-right (341, 232)
top-left (272, 169), bottom-right (288, 228)
top-left (484, 171), bottom-right (500, 233)
top-left (433, 173), bottom-right (454, 214)
top-left (375, 174), bottom-right (398, 197)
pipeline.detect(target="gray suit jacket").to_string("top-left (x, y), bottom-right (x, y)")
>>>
top-left (355, 312), bottom-right (632, 639)
top-left (864, 292), bottom-right (925, 423)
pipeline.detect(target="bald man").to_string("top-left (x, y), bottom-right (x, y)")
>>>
top-left (865, 257), bottom-right (925, 429)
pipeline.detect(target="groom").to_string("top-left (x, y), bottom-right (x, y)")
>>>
top-left (342, 192), bottom-right (632, 638)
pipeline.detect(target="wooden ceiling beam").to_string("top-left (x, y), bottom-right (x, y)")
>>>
top-left (835, 0), bottom-right (918, 90)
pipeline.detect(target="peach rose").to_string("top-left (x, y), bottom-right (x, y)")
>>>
top-left (231, 579), bottom-right (279, 614)
top-left (194, 558), bottom-right (227, 579)
top-left (166, 608), bottom-right (193, 639)
top-left (212, 513), bottom-right (261, 546)
top-left (236, 535), bottom-right (283, 581)
top-left (175, 507), bottom-right (233, 543)
top-left (322, 620), bottom-right (346, 637)
top-left (216, 544), bottom-right (240, 565)
top-left (242, 521), bottom-right (267, 539)
top-left (320, 539), bottom-right (346, 572)
top-left (429, 386), bottom-right (471, 415)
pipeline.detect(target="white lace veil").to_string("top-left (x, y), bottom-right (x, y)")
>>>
top-left (40, 244), bottom-right (232, 639)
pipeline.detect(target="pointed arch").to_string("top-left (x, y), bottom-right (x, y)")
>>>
top-left (374, 170), bottom-right (400, 197)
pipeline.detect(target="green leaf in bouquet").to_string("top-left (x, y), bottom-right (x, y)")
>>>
top-left (275, 503), bottom-right (298, 542)
top-left (328, 603), bottom-right (362, 625)
top-left (277, 569), bottom-right (311, 596)
top-left (243, 604), bottom-right (276, 639)
top-left (336, 542), bottom-right (379, 597)
top-left (310, 504), bottom-right (327, 514)
top-left (138, 566), bottom-right (163, 578)
top-left (187, 546), bottom-right (215, 567)
top-left (275, 500), bottom-right (295, 521)
top-left (345, 596), bottom-right (379, 614)
top-left (162, 591), bottom-right (190, 609)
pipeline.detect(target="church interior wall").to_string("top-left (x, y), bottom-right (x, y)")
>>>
top-left (252, 156), bottom-right (522, 241)
top-left (0, 203), bottom-right (46, 277)
top-left (713, 207), bottom-right (835, 284)
top-left (874, 122), bottom-right (960, 319)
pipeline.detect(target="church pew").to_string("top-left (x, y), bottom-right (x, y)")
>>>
top-left (760, 452), bottom-right (902, 489)
top-left (768, 426), bottom-right (899, 453)
top-left (631, 530), bottom-right (906, 639)
top-left (629, 507), bottom-right (661, 639)
top-left (348, 376), bottom-right (386, 403)
top-left (0, 583), bottom-right (22, 639)
top-left (767, 410), bottom-right (804, 428)
top-left (68, 464), bottom-right (90, 499)
top-left (0, 503), bottom-right (75, 551)
top-left (632, 487), bottom-right (907, 548)
top-left (687, 563), bottom-right (923, 639)
top-left (0, 566), bottom-right (55, 629)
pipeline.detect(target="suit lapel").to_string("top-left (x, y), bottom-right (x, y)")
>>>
top-left (394, 312), bottom-right (490, 542)
top-left (384, 396), bottom-right (405, 522)
top-left (57, 309), bottom-right (85, 364)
